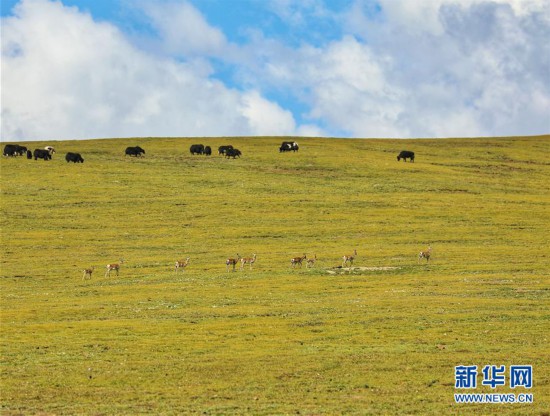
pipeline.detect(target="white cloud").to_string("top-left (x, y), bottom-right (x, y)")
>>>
top-left (0, 0), bottom-right (308, 141)
top-left (1, 0), bottom-right (548, 141)
top-left (239, 90), bottom-right (297, 135)
top-left (267, 0), bottom-right (332, 26)
top-left (137, 0), bottom-right (227, 58)
top-left (363, 0), bottom-right (549, 36)
top-left (246, 0), bottom-right (550, 137)
top-left (304, 37), bottom-right (405, 137)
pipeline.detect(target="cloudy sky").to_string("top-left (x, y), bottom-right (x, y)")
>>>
top-left (1, 0), bottom-right (549, 141)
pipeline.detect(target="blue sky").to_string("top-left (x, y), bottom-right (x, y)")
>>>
top-left (1, 0), bottom-right (549, 141)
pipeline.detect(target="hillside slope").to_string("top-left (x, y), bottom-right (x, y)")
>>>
top-left (1, 136), bottom-right (549, 414)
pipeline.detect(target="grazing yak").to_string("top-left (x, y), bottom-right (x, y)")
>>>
top-left (3, 144), bottom-right (18, 156)
top-left (3, 144), bottom-right (17, 156)
top-left (204, 146), bottom-right (212, 156)
top-left (3, 144), bottom-right (27, 157)
top-left (218, 145), bottom-right (233, 155)
top-left (34, 149), bottom-right (52, 160)
top-left (279, 141), bottom-right (299, 152)
top-left (225, 148), bottom-right (241, 158)
top-left (65, 152), bottom-right (84, 163)
top-left (125, 146), bottom-right (145, 157)
top-left (397, 150), bottom-right (415, 162)
top-left (190, 144), bottom-right (205, 155)
top-left (26, 150), bottom-right (32, 159)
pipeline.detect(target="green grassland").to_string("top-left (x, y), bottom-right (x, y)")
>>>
top-left (1, 135), bottom-right (549, 415)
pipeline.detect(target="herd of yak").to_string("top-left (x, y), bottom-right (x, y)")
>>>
top-left (3, 141), bottom-right (416, 163)
top-left (2, 144), bottom-right (85, 163)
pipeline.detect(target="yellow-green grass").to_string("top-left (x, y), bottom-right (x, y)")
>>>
top-left (1, 136), bottom-right (548, 415)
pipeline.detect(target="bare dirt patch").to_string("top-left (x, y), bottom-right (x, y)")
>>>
top-left (326, 266), bottom-right (401, 275)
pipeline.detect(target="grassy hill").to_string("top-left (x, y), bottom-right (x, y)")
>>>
top-left (1, 135), bottom-right (549, 414)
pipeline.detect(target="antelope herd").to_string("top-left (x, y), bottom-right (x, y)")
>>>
top-left (84, 247), bottom-right (433, 279)
top-left (2, 141), bottom-right (429, 278)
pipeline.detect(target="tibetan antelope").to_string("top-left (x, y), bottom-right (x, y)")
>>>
top-left (105, 258), bottom-right (124, 277)
top-left (418, 246), bottom-right (432, 263)
top-left (342, 249), bottom-right (357, 268)
top-left (291, 254), bottom-right (307, 268)
top-left (82, 266), bottom-right (94, 280)
top-left (226, 254), bottom-right (241, 272)
top-left (240, 254), bottom-right (257, 270)
top-left (175, 257), bottom-right (190, 273)
top-left (306, 254), bottom-right (317, 268)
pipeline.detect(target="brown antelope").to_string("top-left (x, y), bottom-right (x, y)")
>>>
top-left (175, 257), bottom-right (190, 273)
top-left (240, 254), bottom-right (257, 270)
top-left (306, 254), bottom-right (317, 268)
top-left (82, 266), bottom-right (94, 280)
top-left (342, 249), bottom-right (357, 268)
top-left (105, 258), bottom-right (124, 277)
top-left (226, 254), bottom-right (241, 272)
top-left (418, 246), bottom-right (432, 263)
top-left (291, 254), bottom-right (307, 268)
